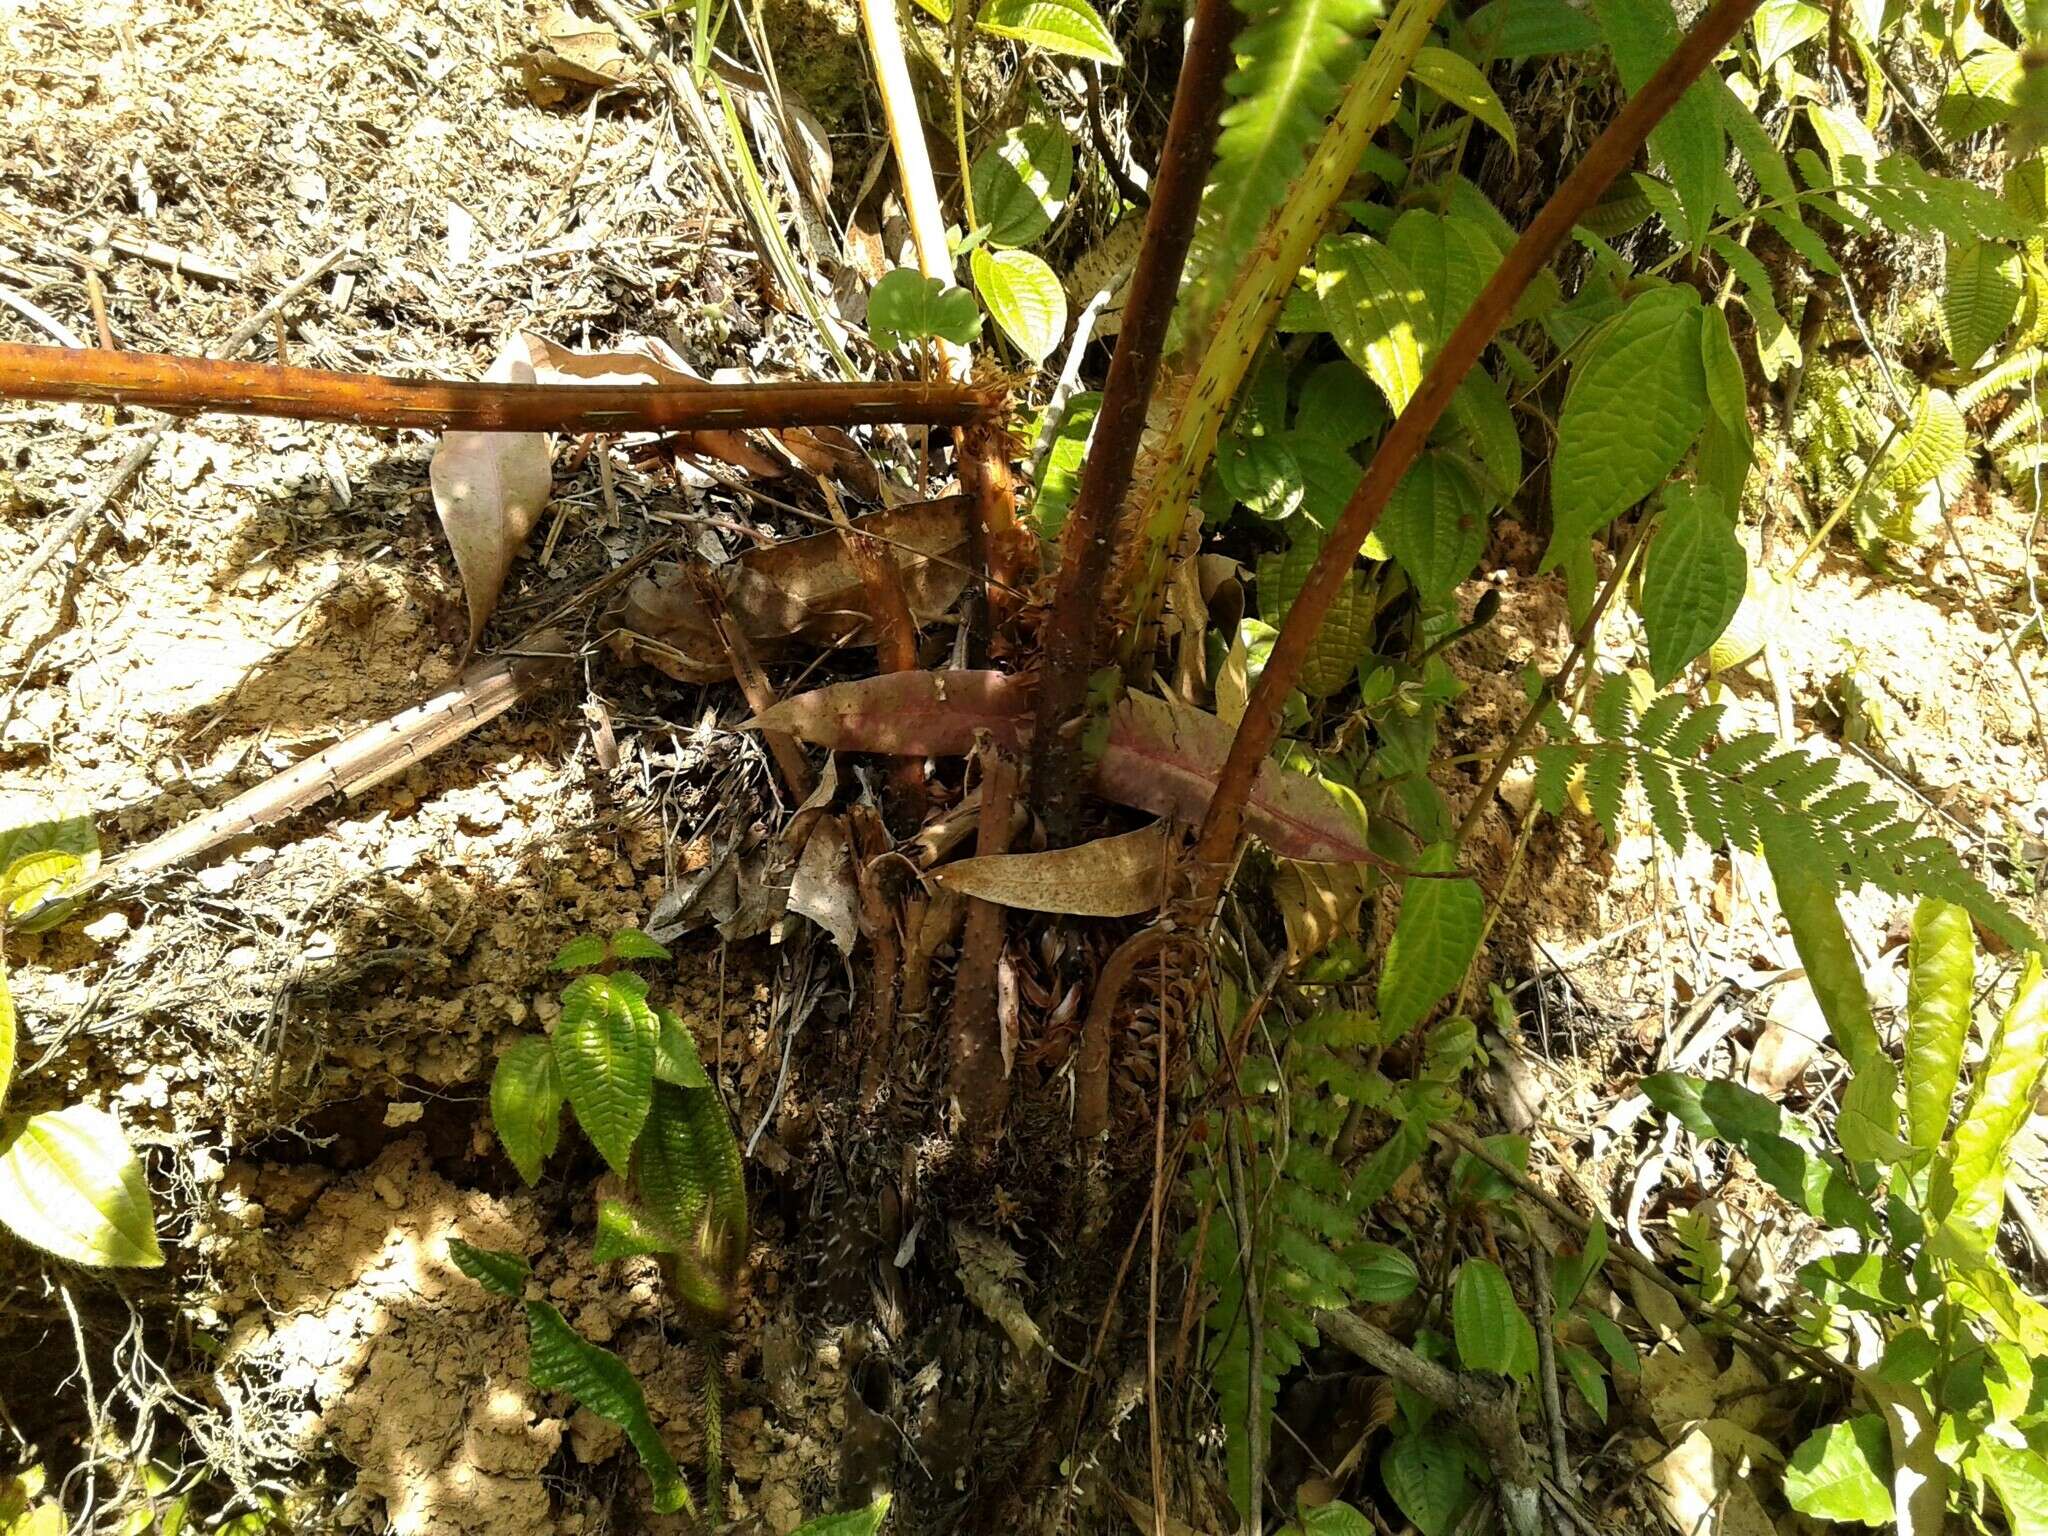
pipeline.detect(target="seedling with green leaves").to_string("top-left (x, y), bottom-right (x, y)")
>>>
top-left (464, 927), bottom-right (750, 1518)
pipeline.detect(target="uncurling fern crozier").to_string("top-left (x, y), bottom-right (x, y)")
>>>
top-left (1528, 671), bottom-right (2038, 955)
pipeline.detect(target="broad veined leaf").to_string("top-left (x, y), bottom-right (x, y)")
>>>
top-left (1294, 359), bottom-right (1386, 448)
top-left (1784, 1416), bottom-right (1894, 1524)
top-left (1031, 391), bottom-right (1100, 537)
top-left (1752, 0), bottom-right (1826, 73)
top-left (1878, 388), bottom-right (1968, 494)
top-left (1939, 45), bottom-right (2022, 141)
top-left (554, 974), bottom-right (657, 1177)
top-left (1381, 1428), bottom-right (1471, 1536)
top-left (1944, 238), bottom-right (2023, 366)
top-left (1299, 1502), bottom-right (1376, 1536)
top-left (1940, 957), bottom-right (2048, 1251)
top-left (1220, 431), bottom-right (1307, 520)
top-left (1347, 1242), bottom-right (1421, 1301)
top-left (607, 929), bottom-right (670, 962)
top-left (788, 1495), bottom-right (894, 1536)
top-left (1836, 1057), bottom-right (1904, 1166)
top-left (971, 247), bottom-right (1067, 362)
top-left (1289, 432), bottom-right (1367, 528)
top-left (1317, 234), bottom-right (1431, 414)
top-left (592, 1198), bottom-right (676, 1263)
top-left (975, 0), bottom-right (1120, 59)
top-left (971, 122), bottom-right (1074, 249)
top-left (1546, 286), bottom-right (1708, 566)
top-left (448, 1237), bottom-right (532, 1297)
top-left (1639, 483), bottom-right (1745, 685)
top-left (552, 935), bottom-right (607, 971)
top-left (1382, 450), bottom-right (1489, 603)
top-left (1561, 1343), bottom-right (1609, 1420)
top-left (1808, 101), bottom-right (1882, 180)
top-left (1411, 47), bottom-right (1517, 152)
top-left (1388, 210), bottom-right (1502, 351)
top-left (0, 1104), bottom-right (161, 1268)
top-left (931, 821), bottom-right (1170, 916)
top-left (655, 1006), bottom-right (711, 1090)
top-left (1553, 1216), bottom-right (1608, 1308)
top-left (1452, 1258), bottom-right (1522, 1374)
top-left (1591, 0), bottom-right (1722, 243)
top-left (1981, 1444), bottom-right (2048, 1536)
top-left (490, 1035), bottom-right (564, 1185)
top-left (0, 957), bottom-right (13, 1113)
top-left (1299, 573), bottom-right (1378, 696)
top-left (1904, 897), bottom-right (1974, 1152)
top-left (1446, 367), bottom-right (1521, 503)
top-left (1377, 844), bottom-right (1483, 1033)
top-left (1759, 825), bottom-right (1883, 1071)
top-left (868, 269), bottom-right (983, 351)
top-left (1463, 0), bottom-right (1601, 57)
top-left (526, 1300), bottom-right (691, 1513)
top-left (0, 803), bottom-right (101, 933)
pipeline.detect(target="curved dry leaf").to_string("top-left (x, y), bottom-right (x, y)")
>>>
top-left (932, 822), bottom-right (1170, 917)
top-left (1642, 1428), bottom-right (1776, 1536)
top-left (746, 670), bottom-right (1034, 754)
top-left (790, 813), bottom-right (860, 954)
top-left (1272, 858), bottom-right (1367, 964)
top-left (429, 341), bottom-right (553, 651)
top-left (621, 497), bottom-right (974, 681)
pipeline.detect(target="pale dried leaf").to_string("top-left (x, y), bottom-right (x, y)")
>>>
top-left (1746, 977), bottom-right (1831, 1094)
top-left (789, 814), bottom-right (859, 955)
top-left (932, 822), bottom-right (1169, 917)
top-left (530, 8), bottom-right (638, 85)
top-left (1642, 1429), bottom-right (1777, 1536)
top-left (1272, 858), bottom-right (1367, 964)
top-left (747, 670), bottom-right (1033, 755)
top-left (429, 342), bottom-right (552, 652)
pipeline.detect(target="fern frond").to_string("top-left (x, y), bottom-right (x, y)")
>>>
top-left (1957, 348), bottom-right (2048, 408)
top-left (1548, 675), bottom-right (2040, 953)
top-left (1988, 395), bottom-right (2044, 456)
top-left (1185, 0), bottom-right (1385, 321)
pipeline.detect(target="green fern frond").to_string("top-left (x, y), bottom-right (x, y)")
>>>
top-left (1185, 0), bottom-right (1385, 324)
top-left (1988, 396), bottom-right (2044, 456)
top-left (1957, 348), bottom-right (2047, 408)
top-left (1546, 675), bottom-right (2039, 954)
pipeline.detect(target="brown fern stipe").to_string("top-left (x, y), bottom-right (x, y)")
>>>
top-left (0, 343), bottom-right (1006, 433)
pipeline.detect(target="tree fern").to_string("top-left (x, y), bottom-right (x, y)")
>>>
top-left (1531, 676), bottom-right (2039, 954)
top-left (1183, 0), bottom-right (1386, 328)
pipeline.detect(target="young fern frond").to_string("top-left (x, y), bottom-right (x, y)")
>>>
top-left (1957, 347), bottom-right (2047, 408)
top-left (1182, 0), bottom-right (1385, 327)
top-left (1534, 675), bottom-right (2038, 954)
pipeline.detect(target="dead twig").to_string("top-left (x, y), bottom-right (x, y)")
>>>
top-left (0, 242), bottom-right (351, 611)
top-left (0, 343), bottom-right (1005, 434)
top-left (948, 742), bottom-right (1018, 1138)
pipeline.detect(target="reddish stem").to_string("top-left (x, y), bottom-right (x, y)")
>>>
top-left (1189, 0), bottom-right (1767, 890)
top-left (949, 744), bottom-right (1019, 1139)
top-left (1027, 0), bottom-right (1242, 839)
top-left (0, 343), bottom-right (1004, 433)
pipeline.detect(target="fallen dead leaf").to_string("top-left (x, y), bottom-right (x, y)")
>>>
top-left (524, 9), bottom-right (638, 91)
top-left (1640, 1427), bottom-right (1777, 1536)
top-left (746, 671), bottom-right (1033, 755)
top-left (1747, 975), bottom-right (1832, 1095)
top-left (1271, 857), bottom-right (1366, 964)
top-left (428, 341), bottom-right (552, 652)
top-left (931, 822), bottom-right (1170, 917)
top-left (789, 814), bottom-right (859, 955)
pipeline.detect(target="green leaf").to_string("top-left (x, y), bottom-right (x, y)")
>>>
top-left (1295, 360), bottom-right (1386, 449)
top-left (971, 247), bottom-right (1066, 362)
top-left (1376, 845), bottom-right (1483, 1034)
top-left (1560, 1343), bottom-right (1609, 1420)
top-left (1591, 0), bottom-right (1722, 243)
top-left (1939, 957), bottom-right (2048, 1252)
top-left (975, 0), bottom-right (1120, 60)
top-left (1837, 1057), bottom-right (1904, 1166)
top-left (1031, 391), bottom-right (1099, 538)
top-left (1581, 1308), bottom-right (1638, 1373)
top-left (1317, 234), bottom-right (1431, 415)
top-left (1381, 1429), bottom-right (1470, 1536)
top-left (1943, 238), bottom-right (2022, 366)
top-left (490, 1035), bottom-right (564, 1185)
top-left (1783, 1416), bottom-right (1894, 1524)
top-left (1355, 1116), bottom-right (1428, 1206)
top-left (552, 935), bottom-right (607, 971)
top-left (448, 1237), bottom-right (531, 1298)
top-left (1220, 433), bottom-right (1306, 521)
top-left (1751, 0), bottom-right (1826, 72)
top-left (636, 1082), bottom-right (750, 1300)
top-left (592, 1198), bottom-right (676, 1263)
top-left (971, 123), bottom-right (1074, 249)
top-left (0, 957), bottom-right (14, 1114)
top-left (525, 1300), bottom-right (691, 1514)
top-left (555, 975), bottom-right (657, 1177)
top-left (1388, 210), bottom-right (1501, 353)
top-left (1347, 1242), bottom-right (1421, 1301)
top-left (869, 269), bottom-right (982, 352)
top-left (1411, 48), bottom-right (1516, 152)
top-left (789, 1495), bottom-right (893, 1536)
top-left (1546, 286), bottom-right (1708, 566)
top-left (1464, 0), bottom-right (1601, 57)
top-left (1452, 1258), bottom-right (1522, 1374)
top-left (1759, 828), bottom-right (1884, 1072)
top-left (1982, 1444), bottom-right (2048, 1536)
top-left (0, 1104), bottom-right (161, 1268)
top-left (1938, 45), bottom-right (2022, 141)
top-left (1382, 451), bottom-right (1488, 603)
top-left (1639, 483), bottom-right (1744, 686)
top-left (1290, 433), bottom-right (1367, 528)
top-left (1300, 573), bottom-right (1378, 696)
top-left (607, 929), bottom-right (671, 962)
top-left (1186, 0), bottom-right (1377, 321)
top-left (0, 804), bottom-right (101, 933)
top-left (1553, 1217), bottom-right (1608, 1309)
top-left (655, 1007), bottom-right (711, 1089)
top-left (1904, 898), bottom-right (1974, 1152)
top-left (1299, 1503), bottom-right (1375, 1536)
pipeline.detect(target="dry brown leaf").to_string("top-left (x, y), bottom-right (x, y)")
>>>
top-left (746, 671), bottom-right (1033, 755)
top-left (428, 341), bottom-right (552, 652)
top-left (931, 822), bottom-right (1170, 917)
top-left (1746, 976), bottom-right (1832, 1095)
top-left (621, 497), bottom-right (975, 681)
top-left (1641, 1428), bottom-right (1777, 1536)
top-left (1271, 857), bottom-right (1366, 964)
top-left (789, 814), bottom-right (859, 955)
top-left (525, 9), bottom-right (638, 89)
top-left (1110, 1489), bottom-right (1214, 1536)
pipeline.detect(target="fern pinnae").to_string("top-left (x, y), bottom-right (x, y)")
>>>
top-left (1956, 347), bottom-right (2047, 408)
top-left (1185, 0), bottom-right (1386, 322)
